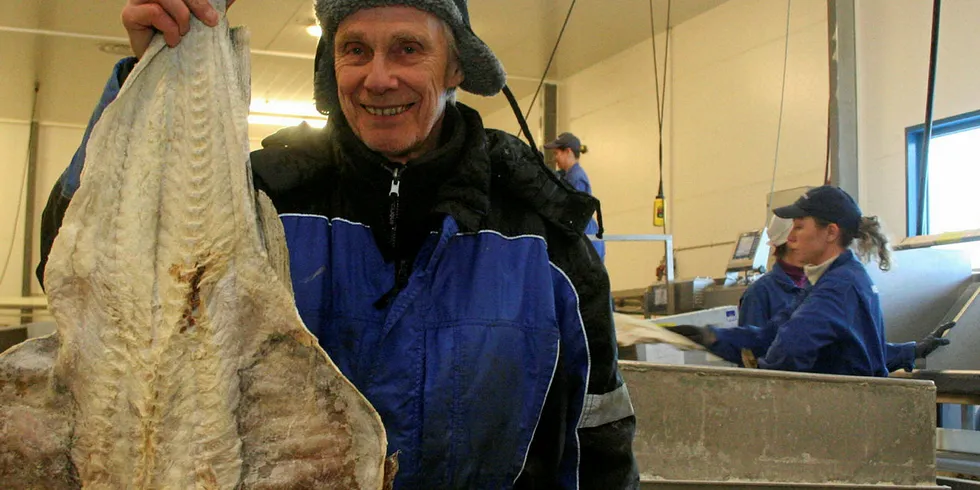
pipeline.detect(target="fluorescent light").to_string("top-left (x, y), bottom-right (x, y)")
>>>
top-left (250, 100), bottom-right (321, 118)
top-left (248, 114), bottom-right (327, 128)
top-left (248, 100), bottom-right (327, 128)
top-left (306, 25), bottom-right (322, 38)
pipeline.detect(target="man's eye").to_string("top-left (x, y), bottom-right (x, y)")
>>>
top-left (342, 43), bottom-right (366, 56)
top-left (399, 43), bottom-right (423, 55)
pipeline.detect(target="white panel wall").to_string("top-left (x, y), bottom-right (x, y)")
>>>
top-left (558, 35), bottom-right (670, 291)
top-left (668, 0), bottom-right (827, 279)
top-left (0, 123), bottom-right (86, 298)
top-left (0, 123), bottom-right (32, 297)
top-left (560, 0), bottom-right (828, 288)
top-left (856, 0), bottom-right (980, 238)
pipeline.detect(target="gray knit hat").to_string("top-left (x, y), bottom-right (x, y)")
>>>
top-left (314, 0), bottom-right (507, 114)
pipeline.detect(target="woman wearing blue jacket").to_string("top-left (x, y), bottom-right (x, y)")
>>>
top-left (669, 186), bottom-right (949, 377)
top-left (737, 216), bottom-right (807, 330)
top-left (706, 217), bottom-right (807, 364)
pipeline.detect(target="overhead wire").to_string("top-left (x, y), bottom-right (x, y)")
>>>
top-left (515, 0), bottom-right (577, 139)
top-left (648, 0), bottom-right (671, 230)
top-left (764, 0), bottom-right (793, 226)
top-left (915, 0), bottom-right (942, 236)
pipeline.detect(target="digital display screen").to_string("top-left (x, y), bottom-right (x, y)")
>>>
top-left (732, 233), bottom-right (757, 260)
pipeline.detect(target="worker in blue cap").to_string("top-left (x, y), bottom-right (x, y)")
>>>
top-left (545, 132), bottom-right (605, 261)
top-left (736, 215), bottom-right (808, 331)
top-left (667, 186), bottom-right (952, 376)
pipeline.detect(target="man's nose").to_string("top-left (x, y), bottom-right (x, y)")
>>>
top-left (363, 56), bottom-right (398, 93)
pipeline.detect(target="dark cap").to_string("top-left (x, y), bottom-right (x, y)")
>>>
top-left (773, 185), bottom-right (862, 231)
top-left (543, 132), bottom-right (581, 153)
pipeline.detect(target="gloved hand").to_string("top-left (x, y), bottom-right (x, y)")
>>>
top-left (914, 321), bottom-right (955, 359)
top-left (663, 324), bottom-right (717, 347)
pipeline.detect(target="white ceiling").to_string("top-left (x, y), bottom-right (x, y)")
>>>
top-left (0, 0), bottom-right (728, 126)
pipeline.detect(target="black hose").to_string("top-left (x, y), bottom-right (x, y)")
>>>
top-left (502, 85), bottom-right (541, 160)
top-left (916, 0), bottom-right (942, 236)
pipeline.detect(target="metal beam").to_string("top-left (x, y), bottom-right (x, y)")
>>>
top-left (20, 83), bottom-right (40, 325)
top-left (543, 83), bottom-right (557, 169)
top-left (827, 0), bottom-right (859, 199)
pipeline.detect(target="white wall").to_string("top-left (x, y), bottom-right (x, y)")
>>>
top-left (0, 20), bottom-right (39, 298)
top-left (668, 0), bottom-right (827, 279)
top-left (0, 123), bottom-right (32, 298)
top-left (856, 0), bottom-right (980, 238)
top-left (558, 33), bottom-right (672, 291)
top-left (0, 122), bottom-right (86, 298)
top-left (559, 0), bottom-right (828, 289)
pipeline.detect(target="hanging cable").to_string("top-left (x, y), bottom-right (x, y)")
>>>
top-left (823, 121), bottom-right (831, 184)
top-left (0, 81), bottom-right (39, 288)
top-left (649, 0), bottom-right (671, 229)
top-left (503, 85), bottom-right (541, 157)
top-left (764, 0), bottom-right (793, 225)
top-left (916, 0), bottom-right (942, 236)
top-left (515, 0), bottom-right (577, 138)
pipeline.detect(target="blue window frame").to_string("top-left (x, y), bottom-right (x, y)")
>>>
top-left (906, 109), bottom-right (980, 268)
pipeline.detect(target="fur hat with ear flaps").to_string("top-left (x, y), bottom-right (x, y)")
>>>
top-left (313, 0), bottom-right (507, 114)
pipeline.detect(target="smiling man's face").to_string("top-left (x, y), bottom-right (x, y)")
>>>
top-left (334, 6), bottom-right (463, 163)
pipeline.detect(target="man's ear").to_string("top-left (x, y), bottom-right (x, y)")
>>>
top-left (447, 64), bottom-right (464, 89)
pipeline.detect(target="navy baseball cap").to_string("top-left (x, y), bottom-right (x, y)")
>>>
top-left (543, 132), bottom-right (581, 153)
top-left (773, 185), bottom-right (862, 231)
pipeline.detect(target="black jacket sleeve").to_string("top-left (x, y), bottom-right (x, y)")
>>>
top-left (488, 131), bottom-right (638, 489)
top-left (35, 182), bottom-right (71, 290)
top-left (552, 235), bottom-right (640, 489)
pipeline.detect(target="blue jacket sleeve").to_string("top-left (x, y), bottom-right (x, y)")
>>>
top-left (885, 342), bottom-right (916, 372)
top-left (759, 284), bottom-right (849, 372)
top-left (36, 57), bottom-right (138, 288)
top-left (710, 325), bottom-right (772, 365)
top-left (709, 284), bottom-right (799, 365)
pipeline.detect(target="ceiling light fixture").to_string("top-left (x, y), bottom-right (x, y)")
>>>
top-left (306, 25), bottom-right (322, 38)
top-left (248, 100), bottom-right (328, 129)
top-left (248, 114), bottom-right (327, 128)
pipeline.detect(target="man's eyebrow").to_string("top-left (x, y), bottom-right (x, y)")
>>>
top-left (335, 30), bottom-right (367, 45)
top-left (392, 32), bottom-right (428, 45)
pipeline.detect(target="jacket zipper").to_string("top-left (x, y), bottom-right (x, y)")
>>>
top-left (388, 167), bottom-right (401, 251)
top-left (374, 166), bottom-right (411, 309)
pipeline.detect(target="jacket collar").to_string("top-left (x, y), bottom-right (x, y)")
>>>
top-left (332, 102), bottom-right (490, 233)
top-left (770, 261), bottom-right (802, 291)
top-left (804, 249), bottom-right (854, 285)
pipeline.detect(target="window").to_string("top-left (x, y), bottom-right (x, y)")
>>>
top-left (906, 109), bottom-right (980, 268)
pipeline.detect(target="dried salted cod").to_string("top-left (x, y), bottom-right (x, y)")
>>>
top-left (0, 2), bottom-right (389, 488)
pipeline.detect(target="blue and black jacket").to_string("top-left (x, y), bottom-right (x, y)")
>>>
top-left (37, 58), bottom-right (639, 489)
